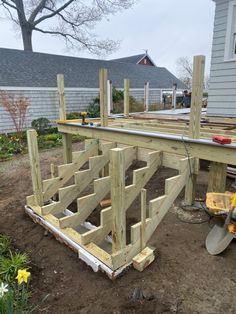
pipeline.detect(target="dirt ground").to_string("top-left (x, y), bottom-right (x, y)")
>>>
top-left (0, 144), bottom-right (236, 314)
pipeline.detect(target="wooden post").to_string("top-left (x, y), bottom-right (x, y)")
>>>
top-left (141, 188), bottom-right (147, 250)
top-left (107, 80), bottom-right (112, 116)
top-left (208, 162), bottom-right (227, 192)
top-left (144, 82), bottom-right (149, 112)
top-left (124, 79), bottom-right (130, 118)
top-left (27, 129), bottom-right (43, 206)
top-left (111, 148), bottom-right (126, 253)
top-left (99, 68), bottom-right (108, 127)
top-left (172, 83), bottom-right (177, 110)
top-left (185, 56), bottom-right (205, 205)
top-left (57, 74), bottom-right (72, 164)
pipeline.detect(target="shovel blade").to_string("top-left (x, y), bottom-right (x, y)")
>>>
top-left (206, 224), bottom-right (234, 255)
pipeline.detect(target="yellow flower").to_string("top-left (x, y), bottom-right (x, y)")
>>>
top-left (16, 269), bottom-right (31, 285)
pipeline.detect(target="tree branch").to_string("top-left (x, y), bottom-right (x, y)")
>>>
top-left (34, 0), bottom-right (75, 25)
top-left (1, 0), bottom-right (17, 11)
top-left (28, 0), bottom-right (47, 24)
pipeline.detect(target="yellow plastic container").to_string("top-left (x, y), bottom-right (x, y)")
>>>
top-left (206, 192), bottom-right (235, 214)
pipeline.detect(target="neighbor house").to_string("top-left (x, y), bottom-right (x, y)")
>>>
top-left (208, 0), bottom-right (236, 117)
top-left (111, 52), bottom-right (156, 66)
top-left (0, 48), bottom-right (186, 133)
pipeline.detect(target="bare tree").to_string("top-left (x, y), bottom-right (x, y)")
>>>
top-left (176, 57), bottom-right (193, 89)
top-left (176, 56), bottom-right (210, 91)
top-left (0, 0), bottom-right (136, 54)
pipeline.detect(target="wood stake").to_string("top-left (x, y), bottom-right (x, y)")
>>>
top-left (124, 79), bottom-right (130, 118)
top-left (27, 129), bottom-right (43, 206)
top-left (100, 68), bottom-right (108, 127)
top-left (111, 148), bottom-right (126, 253)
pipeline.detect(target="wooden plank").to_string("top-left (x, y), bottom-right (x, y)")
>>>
top-left (57, 74), bottom-right (66, 120)
top-left (124, 79), bottom-right (130, 118)
top-left (57, 123), bottom-right (236, 166)
top-left (141, 189), bottom-right (147, 250)
top-left (144, 82), bottom-right (149, 112)
top-left (27, 130), bottom-right (43, 206)
top-left (125, 151), bottom-right (161, 210)
top-left (43, 139), bottom-right (98, 201)
top-left (81, 207), bottom-right (112, 245)
top-left (111, 148), bottom-right (126, 253)
top-left (57, 74), bottom-right (72, 163)
top-left (100, 68), bottom-right (108, 127)
top-left (186, 56), bottom-right (205, 205)
top-left (59, 176), bottom-right (111, 228)
top-left (208, 162), bottom-right (227, 192)
top-left (42, 153), bottom-right (110, 215)
top-left (132, 247), bottom-right (155, 272)
top-left (62, 146), bottom-right (136, 231)
top-left (111, 159), bottom-right (191, 270)
top-left (62, 133), bottom-right (72, 164)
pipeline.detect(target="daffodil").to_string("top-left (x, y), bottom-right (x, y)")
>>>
top-left (0, 282), bottom-right (8, 297)
top-left (16, 269), bottom-right (31, 285)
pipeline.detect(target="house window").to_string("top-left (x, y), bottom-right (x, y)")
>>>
top-left (225, 0), bottom-right (236, 60)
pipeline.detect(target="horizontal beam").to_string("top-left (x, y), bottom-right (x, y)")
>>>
top-left (57, 123), bottom-right (236, 165)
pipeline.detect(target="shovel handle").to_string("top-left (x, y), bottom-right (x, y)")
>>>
top-left (225, 193), bottom-right (236, 225)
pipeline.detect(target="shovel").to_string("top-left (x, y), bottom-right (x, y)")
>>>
top-left (206, 193), bottom-right (236, 255)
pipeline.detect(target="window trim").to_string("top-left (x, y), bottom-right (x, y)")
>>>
top-left (224, 0), bottom-right (236, 61)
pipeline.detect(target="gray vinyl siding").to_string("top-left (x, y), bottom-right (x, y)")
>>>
top-left (208, 0), bottom-right (236, 117)
top-left (0, 89), bottom-right (99, 133)
top-left (0, 88), bottom-right (162, 133)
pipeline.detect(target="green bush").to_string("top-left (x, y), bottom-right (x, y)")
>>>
top-left (112, 87), bottom-right (124, 103)
top-left (31, 117), bottom-right (51, 134)
top-left (87, 102), bottom-right (100, 118)
top-left (66, 112), bottom-right (80, 120)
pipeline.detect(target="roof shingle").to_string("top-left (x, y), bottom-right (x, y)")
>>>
top-left (0, 48), bottom-right (186, 89)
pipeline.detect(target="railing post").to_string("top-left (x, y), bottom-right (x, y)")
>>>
top-left (57, 74), bottom-right (72, 164)
top-left (99, 68), bottom-right (108, 127)
top-left (185, 55), bottom-right (205, 205)
top-left (124, 79), bottom-right (130, 118)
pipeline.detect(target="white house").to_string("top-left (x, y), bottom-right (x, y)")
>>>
top-left (208, 0), bottom-right (236, 117)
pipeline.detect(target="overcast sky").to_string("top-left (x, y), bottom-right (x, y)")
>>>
top-left (0, 0), bottom-right (215, 76)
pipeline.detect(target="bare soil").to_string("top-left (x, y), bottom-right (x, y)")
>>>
top-left (0, 144), bottom-right (236, 314)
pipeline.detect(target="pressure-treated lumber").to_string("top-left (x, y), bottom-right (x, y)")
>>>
top-left (100, 68), bottom-right (108, 127)
top-left (132, 246), bottom-right (155, 272)
top-left (111, 148), bottom-right (126, 253)
top-left (208, 162), bottom-right (227, 192)
top-left (26, 137), bottom-right (195, 275)
top-left (57, 123), bottom-right (236, 166)
top-left (124, 79), bottom-right (130, 118)
top-left (185, 56), bottom-right (205, 205)
top-left (144, 82), bottom-right (149, 112)
top-left (42, 139), bottom-right (99, 201)
top-left (57, 74), bottom-right (72, 163)
top-left (27, 130), bottom-right (43, 206)
top-left (141, 189), bottom-right (147, 250)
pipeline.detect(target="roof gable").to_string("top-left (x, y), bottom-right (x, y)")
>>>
top-left (111, 53), bottom-right (156, 66)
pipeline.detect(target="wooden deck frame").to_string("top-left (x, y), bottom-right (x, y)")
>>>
top-left (26, 132), bottom-right (192, 276)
